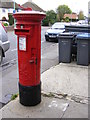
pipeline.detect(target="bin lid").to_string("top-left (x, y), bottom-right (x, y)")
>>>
top-left (58, 32), bottom-right (76, 38)
top-left (76, 33), bottom-right (90, 40)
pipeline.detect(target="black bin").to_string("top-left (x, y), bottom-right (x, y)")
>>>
top-left (58, 32), bottom-right (76, 63)
top-left (76, 33), bottom-right (90, 66)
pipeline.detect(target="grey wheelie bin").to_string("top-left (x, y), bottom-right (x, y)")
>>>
top-left (89, 39), bottom-right (90, 63)
top-left (58, 32), bottom-right (76, 63)
top-left (76, 33), bottom-right (90, 66)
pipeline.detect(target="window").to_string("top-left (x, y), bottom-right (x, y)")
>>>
top-left (2, 9), bottom-right (5, 13)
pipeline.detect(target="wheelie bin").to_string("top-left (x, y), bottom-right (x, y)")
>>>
top-left (76, 33), bottom-right (90, 66)
top-left (58, 32), bottom-right (76, 63)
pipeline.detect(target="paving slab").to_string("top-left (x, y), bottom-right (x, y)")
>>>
top-left (1, 96), bottom-right (69, 118)
top-left (63, 101), bottom-right (88, 118)
top-left (41, 63), bottom-right (88, 98)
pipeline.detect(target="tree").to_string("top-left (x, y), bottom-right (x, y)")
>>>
top-left (42, 10), bottom-right (57, 26)
top-left (78, 11), bottom-right (84, 20)
top-left (56, 5), bottom-right (72, 21)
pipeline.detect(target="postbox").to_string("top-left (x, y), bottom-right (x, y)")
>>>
top-left (13, 8), bottom-right (46, 106)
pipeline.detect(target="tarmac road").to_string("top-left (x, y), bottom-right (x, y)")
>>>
top-left (0, 27), bottom-right (59, 108)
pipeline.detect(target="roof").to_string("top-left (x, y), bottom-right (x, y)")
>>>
top-left (0, 0), bottom-right (20, 9)
top-left (22, 2), bottom-right (45, 12)
top-left (64, 13), bottom-right (78, 19)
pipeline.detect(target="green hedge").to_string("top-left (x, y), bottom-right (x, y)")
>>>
top-left (8, 14), bottom-right (14, 26)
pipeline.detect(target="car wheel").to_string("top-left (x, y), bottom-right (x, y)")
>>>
top-left (0, 47), bottom-right (3, 64)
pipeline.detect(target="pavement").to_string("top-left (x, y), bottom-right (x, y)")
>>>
top-left (0, 62), bottom-right (89, 119)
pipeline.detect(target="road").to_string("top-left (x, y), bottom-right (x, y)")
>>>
top-left (0, 27), bottom-right (59, 108)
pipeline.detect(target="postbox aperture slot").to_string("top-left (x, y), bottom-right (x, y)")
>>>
top-left (19, 36), bottom-right (26, 51)
top-left (15, 28), bottom-right (30, 35)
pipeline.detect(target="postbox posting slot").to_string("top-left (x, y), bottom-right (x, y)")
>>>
top-left (15, 28), bottom-right (31, 35)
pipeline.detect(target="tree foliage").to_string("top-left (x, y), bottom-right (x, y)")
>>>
top-left (56, 5), bottom-right (72, 21)
top-left (42, 5), bottom-right (74, 26)
top-left (78, 11), bottom-right (84, 20)
top-left (42, 10), bottom-right (57, 26)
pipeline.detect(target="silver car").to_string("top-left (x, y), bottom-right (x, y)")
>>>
top-left (0, 22), bottom-right (10, 63)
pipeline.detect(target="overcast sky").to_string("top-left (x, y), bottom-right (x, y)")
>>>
top-left (14, 0), bottom-right (89, 16)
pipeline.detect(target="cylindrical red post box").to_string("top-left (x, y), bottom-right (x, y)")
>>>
top-left (13, 10), bottom-right (46, 106)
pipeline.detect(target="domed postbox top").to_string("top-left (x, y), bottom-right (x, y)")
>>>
top-left (14, 10), bottom-right (46, 15)
top-left (13, 10), bottom-right (46, 22)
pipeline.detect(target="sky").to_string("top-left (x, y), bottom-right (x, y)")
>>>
top-left (14, 0), bottom-right (89, 16)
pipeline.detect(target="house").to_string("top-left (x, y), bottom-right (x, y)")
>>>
top-left (0, 8), bottom-right (9, 21)
top-left (64, 13), bottom-right (78, 21)
top-left (0, 0), bottom-right (45, 21)
top-left (0, 0), bottom-right (20, 21)
top-left (22, 0), bottom-right (45, 12)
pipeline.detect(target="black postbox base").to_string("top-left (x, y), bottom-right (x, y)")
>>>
top-left (19, 82), bottom-right (41, 106)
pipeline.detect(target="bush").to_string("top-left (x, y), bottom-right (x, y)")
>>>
top-left (42, 17), bottom-right (49, 26)
top-left (65, 17), bottom-right (70, 22)
top-left (8, 14), bottom-right (14, 26)
top-left (2, 22), bottom-right (8, 26)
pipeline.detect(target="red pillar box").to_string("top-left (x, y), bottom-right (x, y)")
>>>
top-left (13, 9), bottom-right (46, 106)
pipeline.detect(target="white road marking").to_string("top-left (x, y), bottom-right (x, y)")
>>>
top-left (11, 49), bottom-right (17, 52)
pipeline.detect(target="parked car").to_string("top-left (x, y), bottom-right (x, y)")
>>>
top-left (45, 22), bottom-right (65, 42)
top-left (77, 20), bottom-right (88, 25)
top-left (0, 22), bottom-right (10, 64)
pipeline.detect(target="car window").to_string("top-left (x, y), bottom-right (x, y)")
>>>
top-left (52, 23), bottom-right (65, 29)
